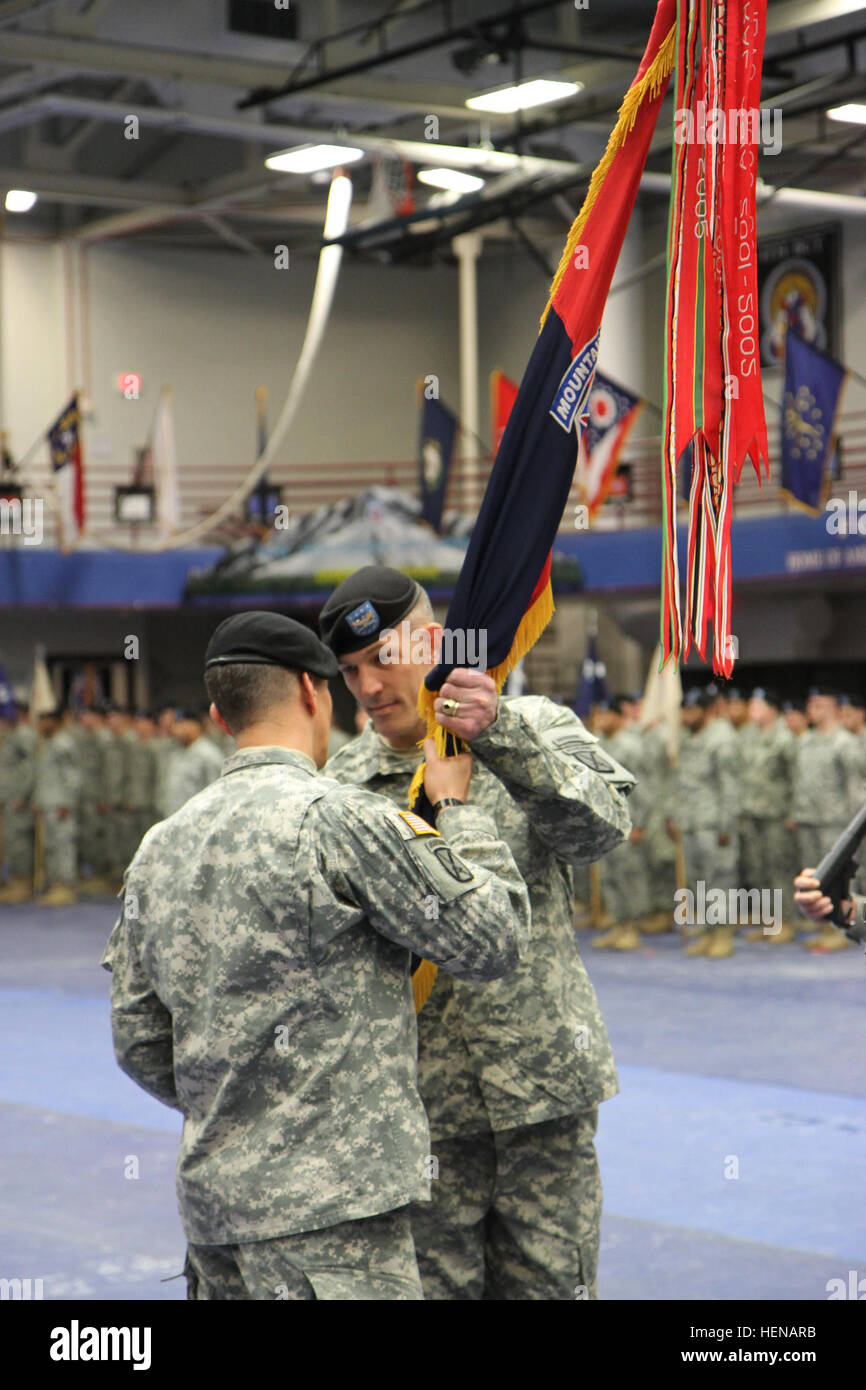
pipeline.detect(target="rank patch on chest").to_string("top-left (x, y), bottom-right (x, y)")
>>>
top-left (396, 809), bottom-right (440, 837)
top-left (345, 600), bottom-right (380, 636)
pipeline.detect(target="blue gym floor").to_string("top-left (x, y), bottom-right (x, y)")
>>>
top-left (1, 903), bottom-right (864, 1300)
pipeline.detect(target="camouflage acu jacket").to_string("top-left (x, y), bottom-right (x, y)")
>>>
top-left (675, 719), bottom-right (740, 832)
top-left (739, 718), bottom-right (797, 820)
top-left (792, 727), bottom-right (864, 826)
top-left (325, 695), bottom-right (634, 1140)
top-left (101, 746), bottom-right (529, 1244)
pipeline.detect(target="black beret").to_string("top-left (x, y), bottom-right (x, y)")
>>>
top-left (838, 691), bottom-right (865, 709)
top-left (205, 611), bottom-right (338, 679)
top-left (750, 686), bottom-right (781, 708)
top-left (722, 686), bottom-right (744, 701)
top-left (782, 696), bottom-right (806, 713)
top-left (807, 684), bottom-right (840, 700)
top-left (596, 695), bottom-right (625, 715)
top-left (319, 566), bottom-right (423, 658)
top-left (683, 686), bottom-right (713, 709)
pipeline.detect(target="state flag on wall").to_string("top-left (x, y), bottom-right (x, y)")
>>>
top-left (576, 371), bottom-right (643, 518)
top-left (47, 394), bottom-right (84, 547)
top-left (780, 330), bottom-right (848, 515)
top-left (417, 394), bottom-right (456, 533)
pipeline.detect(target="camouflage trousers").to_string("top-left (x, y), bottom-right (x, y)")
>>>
top-left (39, 809), bottom-right (77, 887)
top-left (78, 804), bottom-right (109, 877)
top-left (410, 1110), bottom-right (601, 1301)
top-left (797, 824), bottom-right (850, 880)
top-left (185, 1208), bottom-right (423, 1301)
top-left (644, 816), bottom-right (678, 912)
top-left (680, 828), bottom-right (739, 903)
top-left (1, 805), bottom-right (34, 878)
top-left (740, 815), bottom-right (799, 921)
top-left (599, 836), bottom-right (650, 923)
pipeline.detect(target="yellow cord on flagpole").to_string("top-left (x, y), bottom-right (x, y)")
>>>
top-left (540, 22), bottom-right (677, 331)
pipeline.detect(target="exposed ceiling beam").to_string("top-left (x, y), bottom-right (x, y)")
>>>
top-left (0, 30), bottom-right (305, 89)
top-left (0, 0), bottom-right (66, 26)
top-left (0, 27), bottom-right (594, 123)
top-left (766, 0), bottom-right (866, 35)
top-left (0, 163), bottom-right (185, 206)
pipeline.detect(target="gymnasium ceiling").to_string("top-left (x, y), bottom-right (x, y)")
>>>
top-left (0, 0), bottom-right (865, 260)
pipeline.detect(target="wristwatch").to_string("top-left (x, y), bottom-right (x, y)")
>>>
top-left (431, 798), bottom-right (464, 819)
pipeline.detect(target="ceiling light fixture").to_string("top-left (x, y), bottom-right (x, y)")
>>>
top-left (5, 189), bottom-right (37, 212)
top-left (417, 168), bottom-right (485, 193)
top-left (466, 78), bottom-right (582, 114)
top-left (265, 144), bottom-right (365, 174)
top-left (826, 103), bottom-right (866, 125)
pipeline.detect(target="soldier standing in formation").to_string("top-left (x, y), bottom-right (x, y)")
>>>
top-left (668, 687), bottom-right (740, 958)
top-left (790, 685), bottom-right (862, 953)
top-left (32, 707), bottom-right (81, 906)
top-left (319, 566), bottom-right (634, 1301)
top-left (164, 709), bottom-right (224, 816)
top-left (592, 695), bottom-right (652, 951)
top-left (0, 699), bottom-right (37, 903)
top-left (739, 687), bottom-right (799, 944)
top-left (103, 612), bottom-right (530, 1300)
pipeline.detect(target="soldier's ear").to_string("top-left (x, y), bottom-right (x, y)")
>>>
top-left (298, 671), bottom-right (318, 718)
top-left (209, 702), bottom-right (232, 737)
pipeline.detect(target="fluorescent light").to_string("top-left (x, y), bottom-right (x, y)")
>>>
top-left (5, 189), bottom-right (37, 212)
top-left (827, 103), bottom-right (866, 125)
top-left (417, 168), bottom-right (484, 193)
top-left (466, 78), bottom-right (582, 114)
top-left (265, 144), bottom-right (365, 174)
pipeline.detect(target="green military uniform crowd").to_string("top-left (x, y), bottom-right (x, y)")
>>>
top-left (587, 682), bottom-right (866, 957)
top-left (0, 699), bottom-right (227, 904)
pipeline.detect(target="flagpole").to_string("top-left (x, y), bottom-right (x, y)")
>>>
top-left (453, 231), bottom-right (483, 516)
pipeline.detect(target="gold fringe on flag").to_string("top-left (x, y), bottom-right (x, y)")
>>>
top-left (540, 21), bottom-right (677, 331)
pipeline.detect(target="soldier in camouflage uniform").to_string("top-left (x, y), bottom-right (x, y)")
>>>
top-left (669, 687), bottom-right (740, 958)
top-left (102, 707), bottom-right (133, 888)
top-left (0, 699), bottom-right (37, 901)
top-left (592, 695), bottom-right (650, 951)
top-left (102, 613), bottom-right (530, 1301)
top-left (164, 710), bottom-right (224, 816)
top-left (839, 693), bottom-right (866, 781)
top-left (74, 705), bottom-right (113, 893)
top-left (739, 687), bottom-right (799, 943)
top-left (636, 707), bottom-right (678, 925)
top-left (320, 567), bottom-right (634, 1301)
top-left (125, 712), bottom-right (158, 862)
top-left (32, 708), bottom-right (81, 905)
top-left (152, 705), bottom-right (181, 820)
top-left (791, 686), bottom-right (862, 952)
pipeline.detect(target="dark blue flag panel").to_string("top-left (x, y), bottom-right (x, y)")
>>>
top-left (781, 330), bottom-right (847, 513)
top-left (425, 307), bottom-right (590, 694)
top-left (418, 396), bottom-right (457, 533)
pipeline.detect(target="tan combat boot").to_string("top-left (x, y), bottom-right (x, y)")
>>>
top-left (765, 921), bottom-right (797, 945)
top-left (706, 926), bottom-right (735, 958)
top-left (610, 922), bottom-right (642, 950)
top-left (639, 910), bottom-right (673, 934)
top-left (35, 883), bottom-right (78, 907)
top-left (0, 876), bottom-right (33, 903)
top-left (593, 925), bottom-right (628, 949)
top-left (807, 924), bottom-right (851, 952)
top-left (684, 931), bottom-right (711, 956)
